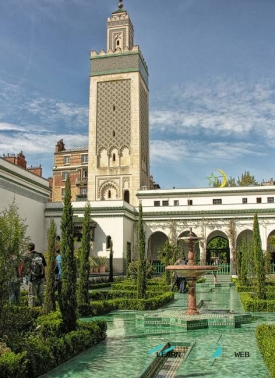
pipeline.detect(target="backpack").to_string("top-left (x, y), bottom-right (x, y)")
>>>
top-left (31, 254), bottom-right (44, 278)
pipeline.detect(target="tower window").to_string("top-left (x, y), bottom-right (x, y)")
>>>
top-left (117, 40), bottom-right (120, 46)
top-left (113, 105), bottom-right (116, 111)
top-left (113, 153), bottom-right (116, 161)
top-left (108, 190), bottom-right (111, 199)
top-left (113, 131), bottom-right (115, 137)
top-left (213, 199), bottom-right (222, 205)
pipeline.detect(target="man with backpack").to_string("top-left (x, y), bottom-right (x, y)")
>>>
top-left (24, 242), bottom-right (47, 308)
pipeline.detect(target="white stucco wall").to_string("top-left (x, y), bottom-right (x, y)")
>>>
top-left (0, 158), bottom-right (51, 252)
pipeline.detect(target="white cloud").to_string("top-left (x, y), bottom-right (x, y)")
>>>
top-left (150, 139), bottom-right (264, 165)
top-left (0, 123), bottom-right (25, 132)
top-left (150, 78), bottom-right (275, 143)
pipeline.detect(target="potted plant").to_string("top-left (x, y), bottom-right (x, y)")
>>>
top-left (98, 256), bottom-right (107, 273)
top-left (89, 256), bottom-right (99, 273)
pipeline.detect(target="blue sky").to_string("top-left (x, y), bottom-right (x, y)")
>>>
top-left (1, 0), bottom-right (275, 189)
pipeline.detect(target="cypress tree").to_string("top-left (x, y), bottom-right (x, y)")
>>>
top-left (45, 219), bottom-right (57, 313)
top-left (109, 240), bottom-right (114, 283)
top-left (137, 201), bottom-right (147, 299)
top-left (253, 213), bottom-right (266, 299)
top-left (77, 203), bottom-right (91, 305)
top-left (59, 176), bottom-right (77, 332)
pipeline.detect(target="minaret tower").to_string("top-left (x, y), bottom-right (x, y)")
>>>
top-left (88, 1), bottom-right (150, 206)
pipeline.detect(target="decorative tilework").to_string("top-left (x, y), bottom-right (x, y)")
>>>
top-left (97, 79), bottom-right (131, 155)
top-left (92, 54), bottom-right (139, 75)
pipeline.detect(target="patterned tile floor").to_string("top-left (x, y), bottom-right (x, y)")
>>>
top-left (40, 286), bottom-right (274, 378)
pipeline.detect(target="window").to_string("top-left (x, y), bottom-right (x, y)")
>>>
top-left (124, 190), bottom-right (130, 204)
top-left (267, 197), bottom-right (274, 203)
top-left (154, 201), bottom-right (160, 206)
top-left (80, 188), bottom-right (87, 195)
top-left (187, 199), bottom-right (193, 206)
top-left (242, 198), bottom-right (248, 204)
top-left (174, 200), bottom-right (179, 206)
top-left (63, 155), bottom-right (70, 165)
top-left (82, 169), bottom-right (88, 178)
top-left (61, 188), bottom-right (65, 198)
top-left (256, 198), bottom-right (262, 204)
top-left (162, 200), bottom-right (169, 206)
top-left (213, 199), bottom-right (222, 205)
top-left (108, 190), bottom-right (111, 199)
top-left (106, 235), bottom-right (112, 249)
top-left (62, 171), bottom-right (69, 181)
top-left (81, 154), bottom-right (88, 164)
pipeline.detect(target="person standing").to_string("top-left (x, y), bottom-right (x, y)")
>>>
top-left (24, 242), bottom-right (47, 308)
top-left (178, 257), bottom-right (187, 293)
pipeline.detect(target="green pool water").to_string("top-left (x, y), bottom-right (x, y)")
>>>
top-left (40, 286), bottom-right (274, 378)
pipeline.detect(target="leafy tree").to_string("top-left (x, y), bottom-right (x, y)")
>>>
top-left (158, 240), bottom-right (180, 284)
top-left (253, 213), bottom-right (266, 299)
top-left (44, 219), bottom-right (57, 313)
top-left (59, 176), bottom-right (77, 332)
top-left (137, 201), bottom-right (147, 299)
top-left (0, 200), bottom-right (29, 337)
top-left (212, 176), bottom-right (236, 187)
top-left (109, 240), bottom-right (114, 283)
top-left (237, 171), bottom-right (258, 186)
top-left (128, 260), bottom-right (153, 280)
top-left (211, 171), bottom-right (258, 187)
top-left (77, 203), bottom-right (91, 306)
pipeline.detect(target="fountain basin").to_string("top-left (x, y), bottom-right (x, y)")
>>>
top-left (165, 265), bottom-right (218, 278)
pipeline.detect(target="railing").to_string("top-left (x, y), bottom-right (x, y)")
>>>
top-left (151, 262), bottom-right (231, 275)
top-left (151, 262), bottom-right (275, 276)
top-left (269, 263), bottom-right (275, 274)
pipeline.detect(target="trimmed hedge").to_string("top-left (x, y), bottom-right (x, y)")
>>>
top-left (79, 292), bottom-right (174, 316)
top-left (240, 292), bottom-right (275, 312)
top-left (111, 283), bottom-right (170, 292)
top-left (0, 312), bottom-right (107, 378)
top-left (256, 324), bottom-right (275, 378)
top-left (89, 289), bottom-right (170, 301)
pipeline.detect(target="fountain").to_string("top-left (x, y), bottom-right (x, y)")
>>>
top-left (165, 228), bottom-right (218, 315)
top-left (137, 228), bottom-right (252, 333)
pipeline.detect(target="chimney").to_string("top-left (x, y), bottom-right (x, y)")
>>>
top-left (55, 139), bottom-right (65, 153)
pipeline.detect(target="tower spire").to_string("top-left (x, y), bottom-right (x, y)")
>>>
top-left (118, 0), bottom-right (123, 10)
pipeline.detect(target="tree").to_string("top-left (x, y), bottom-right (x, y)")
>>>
top-left (137, 201), bottom-right (147, 299)
top-left (158, 240), bottom-right (180, 284)
top-left (44, 219), bottom-right (57, 313)
top-left (77, 203), bottom-right (91, 306)
top-left (59, 176), bottom-right (77, 332)
top-left (0, 200), bottom-right (28, 337)
top-left (109, 240), bottom-right (114, 283)
top-left (237, 171), bottom-right (258, 186)
top-left (253, 213), bottom-right (266, 299)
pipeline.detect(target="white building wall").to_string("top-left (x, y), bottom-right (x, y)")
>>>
top-left (0, 158), bottom-right (51, 252)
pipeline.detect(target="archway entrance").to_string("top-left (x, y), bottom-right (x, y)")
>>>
top-left (206, 232), bottom-right (230, 265)
top-left (147, 231), bottom-right (168, 262)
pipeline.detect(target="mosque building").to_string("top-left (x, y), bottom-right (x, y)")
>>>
top-left (1, 1), bottom-right (275, 272)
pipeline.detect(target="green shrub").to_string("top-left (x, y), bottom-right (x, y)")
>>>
top-left (240, 292), bottom-right (275, 312)
top-left (256, 324), bottom-right (275, 378)
top-left (79, 292), bottom-right (174, 316)
top-left (0, 352), bottom-right (27, 378)
top-left (0, 312), bottom-right (107, 378)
